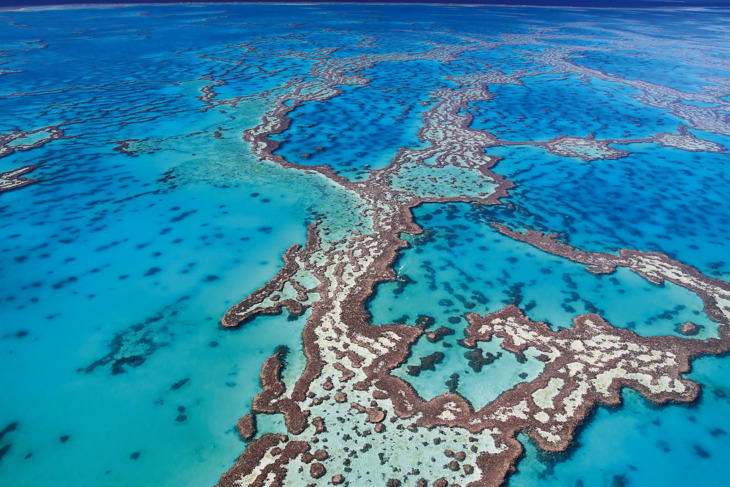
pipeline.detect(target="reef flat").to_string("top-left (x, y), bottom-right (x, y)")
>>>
top-left (1, 4), bottom-right (730, 487)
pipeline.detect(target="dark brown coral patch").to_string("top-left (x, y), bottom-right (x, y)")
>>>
top-left (310, 462), bottom-right (326, 478)
top-left (237, 414), bottom-right (257, 441)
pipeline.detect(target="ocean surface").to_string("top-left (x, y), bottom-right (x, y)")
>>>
top-left (1, 4), bottom-right (729, 486)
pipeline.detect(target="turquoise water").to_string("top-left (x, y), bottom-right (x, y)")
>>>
top-left (0, 121), bottom-right (313, 485)
top-left (511, 355), bottom-right (730, 486)
top-left (369, 203), bottom-right (721, 405)
top-left (0, 7), bottom-right (328, 484)
top-left (371, 204), bottom-right (718, 338)
top-left (1, 4), bottom-right (730, 487)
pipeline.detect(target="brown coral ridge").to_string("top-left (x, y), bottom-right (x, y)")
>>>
top-left (535, 44), bottom-right (730, 137)
top-left (0, 165), bottom-right (39, 194)
top-left (373, 78), bottom-right (517, 207)
top-left (237, 44), bottom-right (518, 210)
top-left (345, 302), bottom-right (717, 487)
top-left (394, 303), bottom-right (715, 486)
top-left (649, 124), bottom-right (726, 153)
top-left (239, 44), bottom-right (482, 189)
top-left (462, 306), bottom-right (709, 446)
top-left (221, 222), bottom-right (323, 328)
top-left (537, 134), bottom-right (630, 162)
top-left (426, 326), bottom-right (456, 343)
top-left (249, 346), bottom-right (309, 435)
top-left (218, 38), bottom-right (521, 426)
top-left (217, 433), bottom-right (309, 487)
top-left (491, 223), bottom-right (730, 333)
top-left (604, 125), bottom-right (726, 154)
top-left (236, 413), bottom-right (256, 441)
top-left (0, 124), bottom-right (68, 159)
top-left (533, 126), bottom-right (726, 162)
top-left (221, 348), bottom-right (312, 485)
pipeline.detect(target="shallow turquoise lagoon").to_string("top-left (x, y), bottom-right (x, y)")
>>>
top-left (371, 203), bottom-right (718, 337)
top-left (369, 203), bottom-right (721, 406)
top-left (0, 125), bottom-right (313, 485)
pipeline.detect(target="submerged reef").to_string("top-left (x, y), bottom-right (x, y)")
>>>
top-left (0, 165), bottom-right (39, 194)
top-left (0, 125), bottom-right (68, 193)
